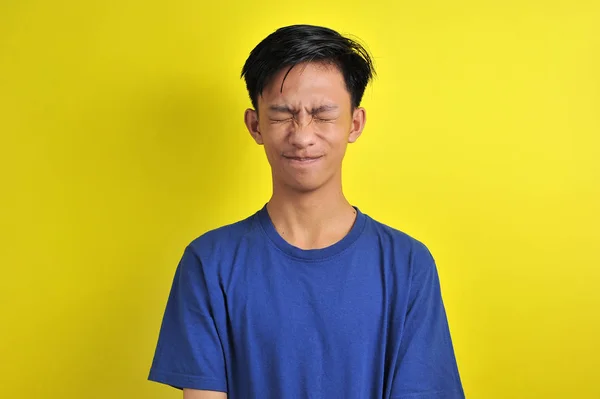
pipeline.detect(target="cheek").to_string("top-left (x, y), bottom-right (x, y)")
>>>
top-left (321, 124), bottom-right (351, 147)
top-left (262, 142), bottom-right (277, 160)
top-left (261, 136), bottom-right (283, 165)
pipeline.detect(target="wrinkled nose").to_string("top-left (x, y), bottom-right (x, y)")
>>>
top-left (288, 112), bottom-right (316, 148)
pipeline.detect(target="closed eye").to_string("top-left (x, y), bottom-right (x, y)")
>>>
top-left (269, 117), bottom-right (335, 124)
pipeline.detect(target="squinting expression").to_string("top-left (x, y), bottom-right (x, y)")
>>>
top-left (244, 62), bottom-right (366, 193)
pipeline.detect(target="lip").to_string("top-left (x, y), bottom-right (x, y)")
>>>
top-left (283, 155), bottom-right (323, 166)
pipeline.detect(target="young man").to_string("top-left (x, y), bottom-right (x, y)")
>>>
top-left (148, 25), bottom-right (464, 399)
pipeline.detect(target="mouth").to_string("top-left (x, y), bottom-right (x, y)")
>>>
top-left (283, 155), bottom-right (323, 165)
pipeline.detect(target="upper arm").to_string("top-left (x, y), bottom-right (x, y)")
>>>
top-left (183, 389), bottom-right (227, 399)
top-left (148, 245), bottom-right (228, 392)
top-left (391, 242), bottom-right (464, 399)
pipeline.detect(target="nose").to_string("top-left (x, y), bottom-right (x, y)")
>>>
top-left (288, 111), bottom-right (316, 148)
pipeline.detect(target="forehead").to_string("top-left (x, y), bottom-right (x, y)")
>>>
top-left (259, 62), bottom-right (350, 109)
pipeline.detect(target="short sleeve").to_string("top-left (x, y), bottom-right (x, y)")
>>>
top-left (148, 245), bottom-right (227, 392)
top-left (391, 242), bottom-right (464, 399)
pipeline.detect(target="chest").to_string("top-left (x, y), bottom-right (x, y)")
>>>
top-left (221, 252), bottom-right (396, 353)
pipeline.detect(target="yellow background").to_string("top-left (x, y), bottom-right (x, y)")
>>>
top-left (1, 1), bottom-right (599, 398)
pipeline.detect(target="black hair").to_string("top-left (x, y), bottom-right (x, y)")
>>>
top-left (241, 24), bottom-right (375, 111)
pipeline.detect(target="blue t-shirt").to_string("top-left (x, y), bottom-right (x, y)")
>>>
top-left (148, 205), bottom-right (464, 398)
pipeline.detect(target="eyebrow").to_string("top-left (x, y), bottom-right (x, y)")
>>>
top-left (267, 104), bottom-right (339, 114)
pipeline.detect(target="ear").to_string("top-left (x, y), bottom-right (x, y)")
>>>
top-left (348, 107), bottom-right (366, 143)
top-left (244, 108), bottom-right (263, 145)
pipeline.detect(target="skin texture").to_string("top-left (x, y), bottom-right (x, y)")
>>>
top-left (183, 389), bottom-right (227, 399)
top-left (244, 62), bottom-right (365, 196)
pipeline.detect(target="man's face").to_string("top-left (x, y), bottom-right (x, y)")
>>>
top-left (244, 62), bottom-right (366, 193)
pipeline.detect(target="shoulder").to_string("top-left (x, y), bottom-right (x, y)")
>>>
top-left (366, 215), bottom-right (431, 256)
top-left (185, 210), bottom-right (261, 261)
top-left (362, 211), bottom-right (435, 269)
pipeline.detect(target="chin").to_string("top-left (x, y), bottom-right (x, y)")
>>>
top-left (285, 177), bottom-right (329, 194)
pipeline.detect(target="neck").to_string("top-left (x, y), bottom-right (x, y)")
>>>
top-left (266, 180), bottom-right (357, 250)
